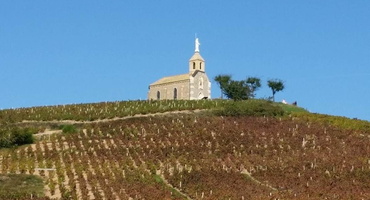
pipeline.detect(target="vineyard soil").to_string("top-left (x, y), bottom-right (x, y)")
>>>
top-left (0, 100), bottom-right (369, 199)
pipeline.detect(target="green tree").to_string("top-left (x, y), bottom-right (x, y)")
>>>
top-left (214, 75), bottom-right (231, 99)
top-left (224, 80), bottom-right (251, 100)
top-left (246, 77), bottom-right (261, 98)
top-left (267, 79), bottom-right (285, 102)
top-left (214, 75), bottom-right (252, 100)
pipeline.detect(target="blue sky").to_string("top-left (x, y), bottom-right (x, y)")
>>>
top-left (1, 1), bottom-right (370, 121)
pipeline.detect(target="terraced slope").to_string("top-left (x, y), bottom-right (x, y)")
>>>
top-left (0, 100), bottom-right (369, 199)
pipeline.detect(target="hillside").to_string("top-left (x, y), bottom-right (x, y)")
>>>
top-left (0, 100), bottom-right (369, 199)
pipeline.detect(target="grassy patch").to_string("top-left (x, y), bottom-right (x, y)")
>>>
top-left (277, 103), bottom-right (308, 114)
top-left (153, 174), bottom-right (164, 184)
top-left (291, 112), bottom-right (370, 133)
top-left (0, 174), bottom-right (45, 199)
top-left (213, 99), bottom-right (284, 117)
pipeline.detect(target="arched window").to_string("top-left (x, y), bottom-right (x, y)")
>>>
top-left (193, 62), bottom-right (195, 69)
top-left (174, 88), bottom-right (177, 100)
top-left (157, 91), bottom-right (160, 100)
top-left (200, 62), bottom-right (202, 70)
top-left (199, 77), bottom-right (204, 89)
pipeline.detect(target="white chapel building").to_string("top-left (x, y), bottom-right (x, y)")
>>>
top-left (148, 38), bottom-right (211, 100)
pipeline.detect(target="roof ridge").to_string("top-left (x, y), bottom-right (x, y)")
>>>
top-left (150, 73), bottom-right (190, 85)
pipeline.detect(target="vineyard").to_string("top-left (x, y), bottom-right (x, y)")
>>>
top-left (0, 100), bottom-right (223, 123)
top-left (0, 100), bottom-right (370, 199)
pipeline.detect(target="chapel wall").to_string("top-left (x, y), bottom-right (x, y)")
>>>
top-left (148, 80), bottom-right (190, 100)
top-left (190, 73), bottom-right (211, 100)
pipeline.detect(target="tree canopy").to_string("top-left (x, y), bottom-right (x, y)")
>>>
top-left (214, 75), bottom-right (259, 100)
top-left (215, 75), bottom-right (285, 101)
top-left (267, 79), bottom-right (285, 102)
top-left (246, 77), bottom-right (261, 98)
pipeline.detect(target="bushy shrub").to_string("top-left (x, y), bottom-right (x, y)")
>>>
top-left (0, 127), bottom-right (36, 148)
top-left (0, 136), bottom-right (11, 148)
top-left (60, 124), bottom-right (77, 134)
top-left (213, 100), bottom-right (284, 117)
top-left (12, 128), bottom-right (35, 146)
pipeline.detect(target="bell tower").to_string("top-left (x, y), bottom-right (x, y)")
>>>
top-left (189, 38), bottom-right (205, 74)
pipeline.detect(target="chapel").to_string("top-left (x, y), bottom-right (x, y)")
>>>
top-left (148, 38), bottom-right (211, 100)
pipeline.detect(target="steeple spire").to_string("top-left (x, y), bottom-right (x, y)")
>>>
top-left (189, 37), bottom-right (205, 74)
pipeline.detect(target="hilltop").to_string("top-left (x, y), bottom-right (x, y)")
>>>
top-left (0, 100), bottom-right (369, 199)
